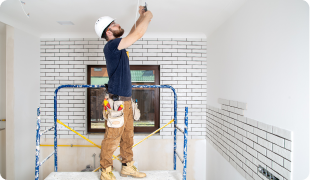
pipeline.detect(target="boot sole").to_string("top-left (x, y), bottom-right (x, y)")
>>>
top-left (120, 173), bottom-right (146, 178)
top-left (101, 174), bottom-right (116, 180)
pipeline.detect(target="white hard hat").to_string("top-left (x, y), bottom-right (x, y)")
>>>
top-left (95, 16), bottom-right (114, 38)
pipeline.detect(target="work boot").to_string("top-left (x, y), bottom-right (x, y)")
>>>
top-left (120, 161), bottom-right (146, 178)
top-left (101, 166), bottom-right (116, 180)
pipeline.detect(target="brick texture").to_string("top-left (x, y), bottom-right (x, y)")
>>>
top-left (206, 98), bottom-right (292, 180)
top-left (40, 38), bottom-right (207, 139)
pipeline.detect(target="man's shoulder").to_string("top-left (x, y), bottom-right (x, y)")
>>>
top-left (105, 38), bottom-right (123, 51)
top-left (108, 38), bottom-right (122, 44)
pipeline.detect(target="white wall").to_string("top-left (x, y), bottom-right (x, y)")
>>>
top-left (0, 21), bottom-right (6, 179)
top-left (207, 0), bottom-right (308, 180)
top-left (0, 129), bottom-right (5, 179)
top-left (6, 24), bottom-right (15, 180)
top-left (0, 22), bottom-right (5, 121)
top-left (206, 139), bottom-right (246, 180)
top-left (5, 26), bottom-right (40, 179)
top-left (14, 27), bottom-right (40, 179)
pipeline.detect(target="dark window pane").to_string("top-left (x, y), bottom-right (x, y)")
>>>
top-left (132, 89), bottom-right (155, 127)
top-left (90, 88), bottom-right (106, 129)
top-left (90, 67), bottom-right (108, 129)
top-left (87, 65), bottom-right (159, 133)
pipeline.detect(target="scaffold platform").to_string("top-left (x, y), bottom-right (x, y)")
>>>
top-left (36, 85), bottom-right (188, 180)
top-left (45, 171), bottom-right (182, 180)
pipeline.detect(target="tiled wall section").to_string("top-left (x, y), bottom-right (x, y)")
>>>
top-left (206, 98), bottom-right (292, 180)
top-left (40, 38), bottom-right (207, 139)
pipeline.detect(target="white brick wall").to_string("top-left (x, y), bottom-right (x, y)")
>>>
top-left (40, 38), bottom-right (207, 139)
top-left (207, 98), bottom-right (292, 180)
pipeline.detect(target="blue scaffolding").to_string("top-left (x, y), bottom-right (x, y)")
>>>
top-left (35, 85), bottom-right (188, 180)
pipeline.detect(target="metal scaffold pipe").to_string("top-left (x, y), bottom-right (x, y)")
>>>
top-left (35, 84), bottom-right (188, 180)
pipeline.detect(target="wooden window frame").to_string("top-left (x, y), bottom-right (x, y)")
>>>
top-left (87, 65), bottom-right (160, 133)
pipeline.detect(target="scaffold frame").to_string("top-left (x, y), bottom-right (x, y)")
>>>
top-left (35, 85), bottom-right (188, 180)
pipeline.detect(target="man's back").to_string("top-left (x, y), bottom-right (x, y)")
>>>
top-left (104, 38), bottom-right (132, 97)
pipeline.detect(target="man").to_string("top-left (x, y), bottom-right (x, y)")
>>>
top-left (94, 6), bottom-right (153, 180)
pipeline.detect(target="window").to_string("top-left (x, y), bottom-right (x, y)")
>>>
top-left (87, 65), bottom-right (160, 133)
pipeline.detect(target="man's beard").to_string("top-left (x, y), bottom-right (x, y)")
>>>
top-left (111, 28), bottom-right (124, 38)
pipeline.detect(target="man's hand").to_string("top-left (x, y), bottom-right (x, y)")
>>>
top-left (118, 5), bottom-right (153, 50)
top-left (144, 11), bottom-right (153, 21)
top-left (139, 6), bottom-right (153, 21)
top-left (139, 6), bottom-right (145, 16)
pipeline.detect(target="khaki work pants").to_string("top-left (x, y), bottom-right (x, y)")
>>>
top-left (100, 100), bottom-right (134, 169)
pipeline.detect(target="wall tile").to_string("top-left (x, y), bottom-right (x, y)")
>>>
top-left (230, 100), bottom-right (238, 107)
top-left (273, 144), bottom-right (291, 161)
top-left (40, 38), bottom-right (207, 140)
top-left (284, 140), bottom-right (291, 151)
top-left (258, 122), bottom-right (273, 133)
top-left (267, 133), bottom-right (284, 147)
top-left (207, 101), bottom-right (292, 180)
top-left (272, 126), bottom-right (292, 141)
top-left (267, 150), bottom-right (284, 166)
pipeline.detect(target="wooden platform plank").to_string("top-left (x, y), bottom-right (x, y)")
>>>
top-left (45, 171), bottom-right (182, 180)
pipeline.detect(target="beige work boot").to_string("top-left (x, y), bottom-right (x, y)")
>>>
top-left (101, 166), bottom-right (116, 180)
top-left (120, 161), bottom-right (146, 178)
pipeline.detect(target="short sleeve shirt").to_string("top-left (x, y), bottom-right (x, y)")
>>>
top-left (104, 38), bottom-right (132, 97)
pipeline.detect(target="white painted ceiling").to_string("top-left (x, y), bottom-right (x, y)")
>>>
top-left (0, 0), bottom-right (247, 38)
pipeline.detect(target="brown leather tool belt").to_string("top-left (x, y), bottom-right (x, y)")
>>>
top-left (109, 93), bottom-right (132, 101)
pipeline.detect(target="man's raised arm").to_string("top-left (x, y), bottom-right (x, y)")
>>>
top-left (117, 8), bottom-right (153, 50)
top-left (128, 6), bottom-right (146, 36)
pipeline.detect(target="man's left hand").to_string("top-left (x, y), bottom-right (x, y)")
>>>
top-left (139, 6), bottom-right (145, 16)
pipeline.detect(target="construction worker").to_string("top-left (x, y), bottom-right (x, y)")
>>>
top-left (94, 6), bottom-right (153, 180)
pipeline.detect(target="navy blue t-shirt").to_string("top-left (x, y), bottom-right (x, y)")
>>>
top-left (104, 38), bottom-right (132, 97)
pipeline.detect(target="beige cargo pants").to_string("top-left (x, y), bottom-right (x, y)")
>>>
top-left (100, 100), bottom-right (134, 169)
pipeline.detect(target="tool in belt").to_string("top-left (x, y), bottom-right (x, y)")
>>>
top-left (109, 94), bottom-right (131, 101)
top-left (103, 84), bottom-right (140, 122)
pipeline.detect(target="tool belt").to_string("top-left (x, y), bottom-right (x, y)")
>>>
top-left (102, 93), bottom-right (140, 128)
top-left (108, 93), bottom-right (132, 101)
